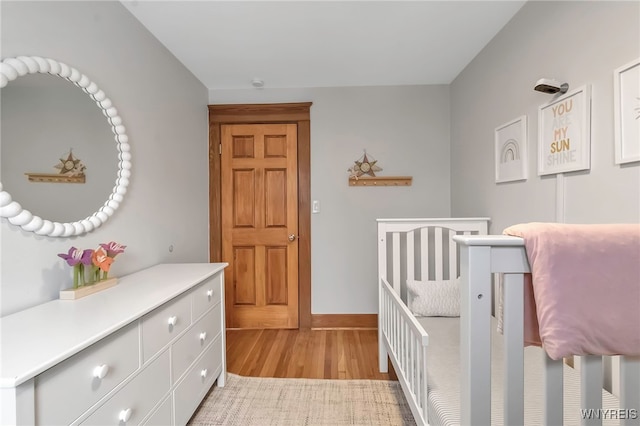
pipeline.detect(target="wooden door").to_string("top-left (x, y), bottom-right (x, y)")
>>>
top-left (221, 123), bottom-right (299, 329)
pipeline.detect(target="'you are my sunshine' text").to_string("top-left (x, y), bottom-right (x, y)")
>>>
top-left (547, 99), bottom-right (577, 166)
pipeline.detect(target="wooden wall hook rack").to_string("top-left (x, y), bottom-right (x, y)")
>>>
top-left (349, 176), bottom-right (412, 187)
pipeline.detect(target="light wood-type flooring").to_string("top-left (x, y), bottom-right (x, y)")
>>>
top-left (226, 328), bottom-right (397, 380)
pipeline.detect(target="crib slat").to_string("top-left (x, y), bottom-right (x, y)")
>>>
top-left (544, 354), bottom-right (564, 425)
top-left (393, 303), bottom-right (398, 354)
top-left (409, 334), bottom-right (415, 397)
top-left (387, 293), bottom-right (391, 339)
top-left (401, 320), bottom-right (406, 374)
top-left (405, 326), bottom-right (410, 381)
top-left (398, 316), bottom-right (402, 371)
top-left (405, 325), bottom-right (410, 377)
top-left (421, 342), bottom-right (429, 419)
top-left (407, 231), bottom-right (415, 282)
top-left (396, 308), bottom-right (401, 357)
top-left (580, 355), bottom-right (603, 426)
top-left (392, 232), bottom-right (401, 293)
top-left (388, 295), bottom-right (392, 344)
top-left (391, 301), bottom-right (395, 354)
top-left (620, 356), bottom-right (640, 426)
top-left (435, 227), bottom-right (443, 280)
top-left (415, 337), bottom-right (421, 402)
top-left (390, 294), bottom-right (394, 354)
top-left (420, 227), bottom-right (429, 280)
top-left (503, 273), bottom-right (524, 426)
top-left (449, 229), bottom-right (457, 280)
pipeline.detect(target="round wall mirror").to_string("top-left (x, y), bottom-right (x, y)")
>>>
top-left (0, 56), bottom-right (131, 237)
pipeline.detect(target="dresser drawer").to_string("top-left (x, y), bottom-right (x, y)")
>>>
top-left (172, 303), bottom-right (221, 382)
top-left (173, 337), bottom-right (222, 425)
top-left (141, 395), bottom-right (172, 426)
top-left (191, 273), bottom-right (222, 320)
top-left (35, 322), bottom-right (138, 426)
top-left (81, 349), bottom-right (170, 426)
top-left (141, 292), bottom-right (191, 362)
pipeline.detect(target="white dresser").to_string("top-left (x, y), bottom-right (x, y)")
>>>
top-left (0, 263), bottom-right (227, 425)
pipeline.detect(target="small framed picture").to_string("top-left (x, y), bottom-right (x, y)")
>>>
top-left (614, 58), bottom-right (640, 164)
top-left (495, 115), bottom-right (527, 183)
top-left (538, 85), bottom-right (591, 175)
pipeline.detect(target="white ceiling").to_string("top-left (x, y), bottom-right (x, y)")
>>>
top-left (121, 1), bottom-right (526, 90)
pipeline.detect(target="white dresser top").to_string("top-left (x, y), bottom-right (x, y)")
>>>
top-left (0, 263), bottom-right (226, 388)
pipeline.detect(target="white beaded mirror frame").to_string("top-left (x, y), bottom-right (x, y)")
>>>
top-left (0, 56), bottom-right (131, 237)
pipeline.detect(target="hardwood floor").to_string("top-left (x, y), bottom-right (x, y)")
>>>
top-left (226, 328), bottom-right (397, 380)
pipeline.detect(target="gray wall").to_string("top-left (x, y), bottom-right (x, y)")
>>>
top-left (211, 85), bottom-right (451, 314)
top-left (1, 1), bottom-right (210, 316)
top-left (451, 1), bottom-right (640, 233)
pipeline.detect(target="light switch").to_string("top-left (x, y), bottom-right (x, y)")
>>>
top-left (312, 200), bottom-right (320, 214)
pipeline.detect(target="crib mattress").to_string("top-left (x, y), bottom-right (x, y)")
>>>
top-left (417, 316), bottom-right (621, 426)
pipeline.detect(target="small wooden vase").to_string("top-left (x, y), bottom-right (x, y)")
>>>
top-left (59, 277), bottom-right (118, 300)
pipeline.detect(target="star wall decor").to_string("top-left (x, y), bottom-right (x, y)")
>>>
top-left (348, 151), bottom-right (383, 178)
top-left (54, 149), bottom-right (86, 176)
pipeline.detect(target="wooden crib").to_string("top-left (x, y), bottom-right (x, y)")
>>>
top-left (377, 218), bottom-right (640, 426)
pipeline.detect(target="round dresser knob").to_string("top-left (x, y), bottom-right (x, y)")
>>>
top-left (201, 369), bottom-right (208, 379)
top-left (93, 364), bottom-right (109, 379)
top-left (206, 289), bottom-right (214, 298)
top-left (167, 316), bottom-right (178, 326)
top-left (199, 332), bottom-right (207, 341)
top-left (119, 408), bottom-right (132, 422)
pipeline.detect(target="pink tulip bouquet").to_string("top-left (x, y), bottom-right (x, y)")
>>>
top-left (58, 242), bottom-right (126, 288)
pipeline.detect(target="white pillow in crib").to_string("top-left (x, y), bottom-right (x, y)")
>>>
top-left (406, 278), bottom-right (460, 317)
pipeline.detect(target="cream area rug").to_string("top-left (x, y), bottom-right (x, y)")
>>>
top-left (189, 373), bottom-right (417, 426)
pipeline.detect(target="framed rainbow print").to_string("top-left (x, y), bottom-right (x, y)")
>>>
top-left (495, 115), bottom-right (527, 183)
top-left (614, 58), bottom-right (640, 164)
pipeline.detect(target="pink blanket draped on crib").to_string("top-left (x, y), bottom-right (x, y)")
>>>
top-left (502, 222), bottom-right (640, 361)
